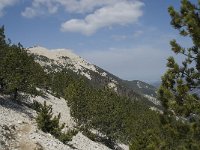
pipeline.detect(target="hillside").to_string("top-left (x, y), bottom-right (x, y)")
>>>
top-left (0, 27), bottom-right (163, 150)
top-left (0, 34), bottom-right (161, 150)
top-left (0, 28), bottom-right (164, 150)
top-left (0, 91), bottom-right (128, 150)
top-left (2, 0), bottom-right (200, 149)
top-left (28, 46), bottom-right (160, 108)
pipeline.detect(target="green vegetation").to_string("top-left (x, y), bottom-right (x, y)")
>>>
top-left (159, 0), bottom-right (200, 147)
top-left (48, 70), bottom-right (79, 98)
top-left (36, 101), bottom-right (65, 137)
top-left (0, 25), bottom-right (163, 148)
top-left (64, 78), bottom-right (161, 144)
top-left (0, 26), bottom-right (46, 101)
top-left (130, 0), bottom-right (200, 149)
top-left (159, 0), bottom-right (200, 116)
top-left (34, 101), bottom-right (78, 143)
top-left (46, 70), bottom-right (161, 146)
top-left (2, 1), bottom-right (200, 148)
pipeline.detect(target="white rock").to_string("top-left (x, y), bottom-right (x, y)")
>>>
top-left (17, 120), bottom-right (23, 124)
top-left (0, 91), bottom-right (128, 150)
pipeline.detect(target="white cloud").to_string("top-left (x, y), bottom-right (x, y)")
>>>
top-left (61, 1), bottom-right (144, 35)
top-left (21, 0), bottom-right (144, 35)
top-left (21, 7), bottom-right (38, 18)
top-left (21, 0), bottom-right (60, 18)
top-left (0, 0), bottom-right (17, 17)
top-left (22, 0), bottom-right (125, 17)
top-left (58, 0), bottom-right (124, 13)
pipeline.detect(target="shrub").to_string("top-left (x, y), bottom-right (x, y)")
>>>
top-left (59, 129), bottom-right (78, 144)
top-left (35, 101), bottom-right (78, 143)
top-left (36, 101), bottom-right (65, 138)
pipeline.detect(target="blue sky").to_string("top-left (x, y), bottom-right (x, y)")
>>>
top-left (0, 0), bottom-right (195, 82)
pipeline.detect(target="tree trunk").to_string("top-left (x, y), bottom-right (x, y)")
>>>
top-left (13, 88), bottom-right (18, 101)
top-left (0, 78), bottom-right (3, 92)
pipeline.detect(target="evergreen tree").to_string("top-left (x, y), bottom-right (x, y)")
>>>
top-left (36, 101), bottom-right (65, 138)
top-left (0, 26), bottom-right (6, 47)
top-left (35, 100), bottom-right (77, 143)
top-left (159, 0), bottom-right (200, 118)
top-left (157, 0), bottom-right (200, 148)
top-left (0, 26), bottom-right (46, 100)
top-left (0, 26), bottom-right (7, 91)
top-left (131, 1), bottom-right (200, 149)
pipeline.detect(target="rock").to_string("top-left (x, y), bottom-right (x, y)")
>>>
top-left (10, 125), bottom-right (16, 130)
top-left (0, 92), bottom-right (129, 150)
top-left (47, 133), bottom-right (52, 137)
top-left (35, 142), bottom-right (43, 150)
top-left (2, 125), bottom-right (10, 131)
top-left (0, 140), bottom-right (6, 149)
top-left (17, 120), bottom-right (23, 124)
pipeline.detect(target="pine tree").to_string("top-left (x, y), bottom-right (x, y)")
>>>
top-left (0, 26), bottom-right (46, 100)
top-left (158, 0), bottom-right (200, 118)
top-left (35, 101), bottom-right (77, 143)
top-left (157, 0), bottom-right (200, 148)
top-left (36, 101), bottom-right (65, 138)
top-left (0, 26), bottom-right (6, 46)
top-left (0, 26), bottom-right (7, 91)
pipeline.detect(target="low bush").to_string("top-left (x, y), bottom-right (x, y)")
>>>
top-left (34, 101), bottom-right (77, 143)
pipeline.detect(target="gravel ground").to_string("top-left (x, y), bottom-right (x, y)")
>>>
top-left (0, 92), bottom-right (124, 150)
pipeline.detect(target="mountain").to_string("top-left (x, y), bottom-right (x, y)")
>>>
top-left (122, 80), bottom-right (157, 97)
top-left (0, 45), bottom-right (160, 150)
top-left (28, 46), bottom-right (160, 107)
top-left (151, 81), bottom-right (161, 88)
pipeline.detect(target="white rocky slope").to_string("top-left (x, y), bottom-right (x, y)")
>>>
top-left (0, 92), bottom-right (128, 150)
top-left (28, 46), bottom-right (102, 80)
top-left (28, 46), bottom-right (118, 92)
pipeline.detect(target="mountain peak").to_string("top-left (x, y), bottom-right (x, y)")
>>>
top-left (28, 46), bottom-right (100, 80)
top-left (28, 46), bottom-right (78, 61)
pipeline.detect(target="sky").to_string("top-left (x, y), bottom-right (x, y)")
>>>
top-left (0, 0), bottom-right (195, 83)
